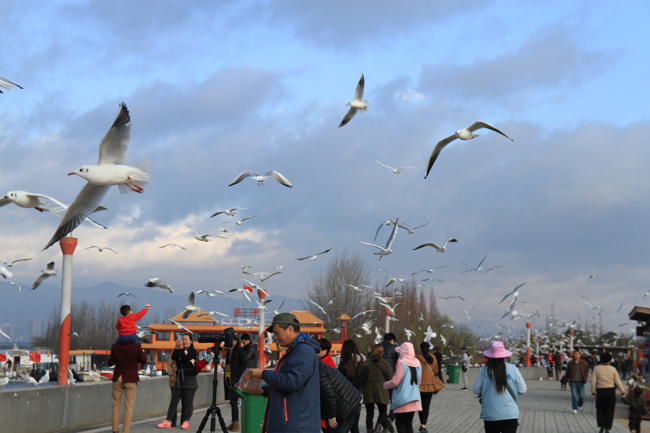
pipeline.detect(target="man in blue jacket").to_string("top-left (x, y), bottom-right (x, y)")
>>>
top-left (247, 313), bottom-right (321, 433)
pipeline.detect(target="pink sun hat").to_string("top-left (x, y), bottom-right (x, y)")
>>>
top-left (484, 341), bottom-right (512, 358)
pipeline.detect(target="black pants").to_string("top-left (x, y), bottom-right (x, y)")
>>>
top-left (555, 367), bottom-right (561, 381)
top-left (167, 388), bottom-right (197, 422)
top-left (418, 392), bottom-right (434, 426)
top-left (350, 405), bottom-right (361, 433)
top-left (596, 387), bottom-right (616, 429)
top-left (483, 419), bottom-right (518, 433)
top-left (629, 411), bottom-right (643, 432)
top-left (169, 387), bottom-right (186, 425)
top-left (395, 412), bottom-right (414, 433)
top-left (365, 403), bottom-right (388, 431)
top-left (230, 397), bottom-right (240, 422)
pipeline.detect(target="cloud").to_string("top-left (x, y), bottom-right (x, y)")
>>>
top-left (418, 25), bottom-right (616, 103)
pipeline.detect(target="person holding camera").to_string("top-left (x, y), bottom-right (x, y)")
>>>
top-left (246, 313), bottom-right (321, 433)
top-left (158, 333), bottom-right (198, 430)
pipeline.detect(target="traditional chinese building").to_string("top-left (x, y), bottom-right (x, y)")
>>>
top-left (143, 308), bottom-right (327, 370)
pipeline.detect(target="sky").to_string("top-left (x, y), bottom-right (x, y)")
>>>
top-left (2, 0), bottom-right (650, 338)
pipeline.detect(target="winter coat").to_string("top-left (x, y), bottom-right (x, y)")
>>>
top-left (225, 344), bottom-right (248, 399)
top-left (172, 345), bottom-right (198, 389)
top-left (338, 353), bottom-right (369, 391)
top-left (563, 359), bottom-right (588, 384)
top-left (472, 362), bottom-right (527, 421)
top-left (433, 351), bottom-right (444, 381)
top-left (243, 342), bottom-right (259, 369)
top-left (261, 333), bottom-right (321, 433)
top-left (384, 343), bottom-right (422, 413)
top-left (623, 395), bottom-right (648, 415)
top-left (319, 361), bottom-right (363, 422)
top-left (416, 354), bottom-right (439, 393)
top-left (107, 342), bottom-right (147, 383)
top-left (362, 357), bottom-right (392, 404)
top-left (167, 355), bottom-right (177, 387)
top-left (382, 341), bottom-right (399, 374)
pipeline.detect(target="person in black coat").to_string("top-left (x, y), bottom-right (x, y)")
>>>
top-left (224, 336), bottom-right (248, 431)
top-left (241, 333), bottom-right (259, 369)
top-left (432, 346), bottom-right (444, 383)
top-left (159, 333), bottom-right (199, 430)
top-left (338, 340), bottom-right (369, 433)
top-left (381, 333), bottom-right (399, 422)
top-left (320, 359), bottom-right (363, 433)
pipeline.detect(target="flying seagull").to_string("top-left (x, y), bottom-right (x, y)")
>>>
top-left (44, 103), bottom-right (152, 249)
top-left (69, 330), bottom-right (84, 341)
top-left (229, 171), bottom-right (292, 188)
top-left (424, 121), bottom-right (513, 178)
top-left (273, 299), bottom-right (286, 315)
top-left (410, 266), bottom-right (448, 276)
top-left (210, 208), bottom-right (247, 218)
top-left (309, 299), bottom-right (327, 315)
top-left (118, 292), bottom-right (136, 298)
top-left (145, 278), bottom-right (174, 293)
top-left (169, 319), bottom-right (193, 335)
top-left (462, 256), bottom-right (487, 273)
top-left (0, 328), bottom-right (13, 341)
top-left (498, 282), bottom-right (526, 304)
top-left (373, 219), bottom-right (428, 243)
top-left (339, 73), bottom-right (368, 128)
top-left (182, 292), bottom-right (199, 319)
top-left (376, 160), bottom-right (415, 174)
top-left (296, 248), bottom-right (333, 261)
top-left (159, 243), bottom-right (187, 250)
top-left (0, 76), bottom-right (22, 93)
top-left (412, 238), bottom-right (458, 253)
top-left (589, 274), bottom-right (599, 279)
top-left (356, 217), bottom-right (400, 260)
top-left (184, 224), bottom-right (226, 242)
top-left (31, 262), bottom-right (57, 290)
top-left (229, 288), bottom-right (252, 303)
top-left (86, 246), bottom-right (117, 253)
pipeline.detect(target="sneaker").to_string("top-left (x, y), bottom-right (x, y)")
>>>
top-left (181, 421), bottom-right (190, 430)
top-left (387, 419), bottom-right (394, 433)
top-left (461, 387), bottom-right (468, 391)
top-left (229, 423), bottom-right (240, 432)
top-left (419, 427), bottom-right (428, 433)
top-left (157, 420), bottom-right (172, 428)
top-left (572, 409), bottom-right (577, 414)
top-left (579, 405), bottom-right (583, 411)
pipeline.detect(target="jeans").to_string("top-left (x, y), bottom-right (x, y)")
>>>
top-left (116, 333), bottom-right (139, 344)
top-left (325, 405), bottom-right (361, 433)
top-left (570, 382), bottom-right (585, 410)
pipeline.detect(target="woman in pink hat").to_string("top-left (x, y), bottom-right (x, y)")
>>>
top-left (472, 341), bottom-right (526, 433)
top-left (383, 342), bottom-right (421, 433)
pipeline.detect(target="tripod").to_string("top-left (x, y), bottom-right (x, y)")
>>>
top-left (197, 344), bottom-right (228, 433)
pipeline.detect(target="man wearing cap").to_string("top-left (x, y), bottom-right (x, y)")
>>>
top-left (246, 313), bottom-right (321, 433)
top-left (460, 347), bottom-right (470, 390)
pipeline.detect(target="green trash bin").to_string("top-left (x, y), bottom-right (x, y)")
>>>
top-left (446, 364), bottom-right (460, 384)
top-left (235, 388), bottom-right (268, 433)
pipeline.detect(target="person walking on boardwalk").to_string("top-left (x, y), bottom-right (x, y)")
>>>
top-left (338, 340), bottom-right (369, 433)
top-left (246, 313), bottom-right (321, 433)
top-left (553, 351), bottom-right (562, 381)
top-left (432, 346), bottom-right (444, 383)
top-left (459, 347), bottom-right (470, 390)
top-left (562, 350), bottom-right (588, 414)
top-left (158, 333), bottom-right (199, 429)
top-left (416, 342), bottom-right (444, 433)
top-left (473, 341), bottom-right (526, 433)
top-left (107, 331), bottom-right (147, 433)
top-left (362, 344), bottom-right (394, 433)
top-left (383, 342), bottom-right (422, 433)
top-left (622, 386), bottom-right (647, 433)
top-left (591, 352), bottom-right (627, 433)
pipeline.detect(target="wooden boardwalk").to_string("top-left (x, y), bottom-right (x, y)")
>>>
top-left (72, 380), bottom-right (643, 433)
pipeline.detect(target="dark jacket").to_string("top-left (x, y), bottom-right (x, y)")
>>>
top-left (433, 351), bottom-right (444, 381)
top-left (172, 345), bottom-right (198, 379)
top-left (225, 344), bottom-right (248, 399)
top-left (261, 333), bottom-right (321, 433)
top-left (382, 341), bottom-right (399, 374)
top-left (563, 358), bottom-right (588, 384)
top-left (320, 361), bottom-right (363, 422)
top-left (108, 342), bottom-right (147, 383)
top-left (362, 357), bottom-right (392, 404)
top-left (553, 353), bottom-right (562, 369)
top-left (243, 342), bottom-right (259, 369)
top-left (623, 395), bottom-right (648, 415)
top-left (337, 354), bottom-right (369, 391)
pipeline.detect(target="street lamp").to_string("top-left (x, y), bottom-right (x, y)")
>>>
top-left (241, 267), bottom-right (282, 368)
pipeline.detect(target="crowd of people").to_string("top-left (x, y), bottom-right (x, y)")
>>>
top-left (104, 305), bottom-right (641, 433)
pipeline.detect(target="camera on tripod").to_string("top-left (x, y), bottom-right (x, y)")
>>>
top-left (197, 327), bottom-right (236, 348)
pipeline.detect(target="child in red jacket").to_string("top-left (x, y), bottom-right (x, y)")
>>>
top-left (116, 303), bottom-right (150, 343)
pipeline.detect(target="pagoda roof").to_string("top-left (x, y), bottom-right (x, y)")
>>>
top-left (291, 310), bottom-right (324, 326)
top-left (169, 309), bottom-right (216, 323)
top-left (336, 313), bottom-right (351, 321)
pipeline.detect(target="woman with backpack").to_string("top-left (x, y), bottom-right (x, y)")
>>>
top-left (338, 340), bottom-right (369, 433)
top-left (383, 342), bottom-right (422, 433)
top-left (362, 344), bottom-right (394, 433)
top-left (473, 341), bottom-right (527, 433)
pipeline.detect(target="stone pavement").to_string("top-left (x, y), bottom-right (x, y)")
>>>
top-left (70, 380), bottom-right (645, 433)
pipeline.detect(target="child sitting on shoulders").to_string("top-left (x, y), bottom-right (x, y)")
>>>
top-left (622, 387), bottom-right (648, 433)
top-left (115, 303), bottom-right (150, 343)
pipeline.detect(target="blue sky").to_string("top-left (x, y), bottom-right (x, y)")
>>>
top-left (2, 0), bottom-right (650, 336)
